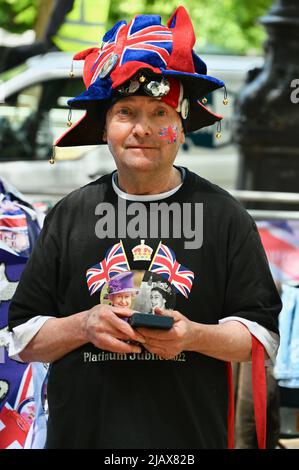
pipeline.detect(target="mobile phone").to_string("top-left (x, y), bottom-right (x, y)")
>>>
top-left (128, 312), bottom-right (174, 330)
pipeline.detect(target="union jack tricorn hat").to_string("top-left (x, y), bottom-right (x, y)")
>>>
top-left (55, 6), bottom-right (225, 148)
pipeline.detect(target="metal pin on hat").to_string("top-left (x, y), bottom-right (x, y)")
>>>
top-left (223, 85), bottom-right (229, 105)
top-left (69, 59), bottom-right (74, 78)
top-left (49, 146), bottom-right (56, 164)
top-left (99, 53), bottom-right (119, 79)
top-left (180, 98), bottom-right (189, 120)
top-left (67, 108), bottom-right (72, 127)
top-left (215, 121), bottom-right (222, 139)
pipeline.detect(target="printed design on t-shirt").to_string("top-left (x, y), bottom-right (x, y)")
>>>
top-left (0, 200), bottom-right (30, 255)
top-left (85, 239), bottom-right (195, 363)
top-left (86, 240), bottom-right (194, 299)
top-left (131, 240), bottom-right (153, 261)
top-left (149, 241), bottom-right (194, 298)
top-left (86, 241), bottom-right (130, 295)
top-left (100, 270), bottom-right (176, 314)
top-left (102, 270), bottom-right (140, 309)
top-left (135, 271), bottom-right (176, 313)
top-left (86, 269), bottom-right (187, 363)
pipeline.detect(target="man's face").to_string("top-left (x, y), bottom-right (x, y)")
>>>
top-left (103, 95), bottom-right (185, 174)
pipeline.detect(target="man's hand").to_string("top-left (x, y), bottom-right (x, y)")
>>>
top-left (84, 304), bottom-right (145, 354)
top-left (137, 309), bottom-right (253, 362)
top-left (137, 307), bottom-right (194, 360)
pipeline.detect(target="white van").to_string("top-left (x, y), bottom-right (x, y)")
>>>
top-left (0, 52), bottom-right (263, 203)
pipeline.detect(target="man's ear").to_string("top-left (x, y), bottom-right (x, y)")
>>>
top-left (180, 127), bottom-right (185, 144)
top-left (102, 127), bottom-right (107, 142)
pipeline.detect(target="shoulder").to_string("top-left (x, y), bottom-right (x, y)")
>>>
top-left (59, 173), bottom-right (112, 207)
top-left (185, 168), bottom-right (254, 227)
top-left (42, 173), bottom-right (113, 231)
top-left (186, 168), bottom-right (239, 205)
top-left (48, 173), bottom-right (112, 212)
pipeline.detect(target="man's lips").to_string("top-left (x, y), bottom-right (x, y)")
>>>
top-left (125, 145), bottom-right (158, 149)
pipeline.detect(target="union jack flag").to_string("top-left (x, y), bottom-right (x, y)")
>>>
top-left (86, 241), bottom-right (130, 295)
top-left (0, 201), bottom-right (27, 232)
top-left (257, 220), bottom-right (299, 282)
top-left (13, 364), bottom-right (33, 411)
top-left (91, 16), bottom-right (172, 84)
top-left (0, 404), bottom-right (29, 449)
top-left (149, 242), bottom-right (194, 298)
top-left (158, 126), bottom-right (178, 143)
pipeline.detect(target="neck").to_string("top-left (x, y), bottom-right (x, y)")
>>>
top-left (116, 167), bottom-right (182, 195)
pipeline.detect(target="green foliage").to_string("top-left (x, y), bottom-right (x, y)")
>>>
top-left (0, 0), bottom-right (38, 33)
top-left (0, 0), bottom-right (274, 54)
top-left (107, 0), bottom-right (274, 54)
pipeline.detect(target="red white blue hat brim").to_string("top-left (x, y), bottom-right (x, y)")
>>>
top-left (67, 70), bottom-right (224, 110)
top-left (55, 97), bottom-right (222, 147)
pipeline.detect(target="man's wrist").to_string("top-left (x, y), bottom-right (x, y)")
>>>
top-left (77, 310), bottom-right (90, 344)
top-left (185, 321), bottom-right (204, 353)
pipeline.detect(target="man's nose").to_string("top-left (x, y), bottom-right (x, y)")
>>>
top-left (132, 116), bottom-right (152, 137)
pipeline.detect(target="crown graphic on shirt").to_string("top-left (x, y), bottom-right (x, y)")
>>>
top-left (132, 240), bottom-right (153, 261)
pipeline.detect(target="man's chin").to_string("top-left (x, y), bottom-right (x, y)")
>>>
top-left (121, 155), bottom-right (160, 171)
top-left (124, 149), bottom-right (160, 160)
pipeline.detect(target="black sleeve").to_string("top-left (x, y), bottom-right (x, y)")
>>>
top-left (223, 218), bottom-right (282, 334)
top-left (8, 206), bottom-right (61, 331)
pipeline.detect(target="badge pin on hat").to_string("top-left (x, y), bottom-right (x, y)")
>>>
top-left (99, 53), bottom-right (119, 78)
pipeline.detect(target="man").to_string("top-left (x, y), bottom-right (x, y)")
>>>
top-left (8, 7), bottom-right (281, 449)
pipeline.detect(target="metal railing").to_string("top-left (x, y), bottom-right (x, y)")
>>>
top-left (229, 190), bottom-right (299, 220)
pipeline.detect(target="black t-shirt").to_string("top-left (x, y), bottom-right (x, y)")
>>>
top-left (8, 168), bottom-right (281, 449)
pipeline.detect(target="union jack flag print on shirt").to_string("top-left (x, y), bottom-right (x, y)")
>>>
top-left (86, 242), bottom-right (130, 295)
top-left (150, 242), bottom-right (194, 298)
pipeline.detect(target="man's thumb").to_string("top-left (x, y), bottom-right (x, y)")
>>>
top-left (154, 307), bottom-right (166, 316)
